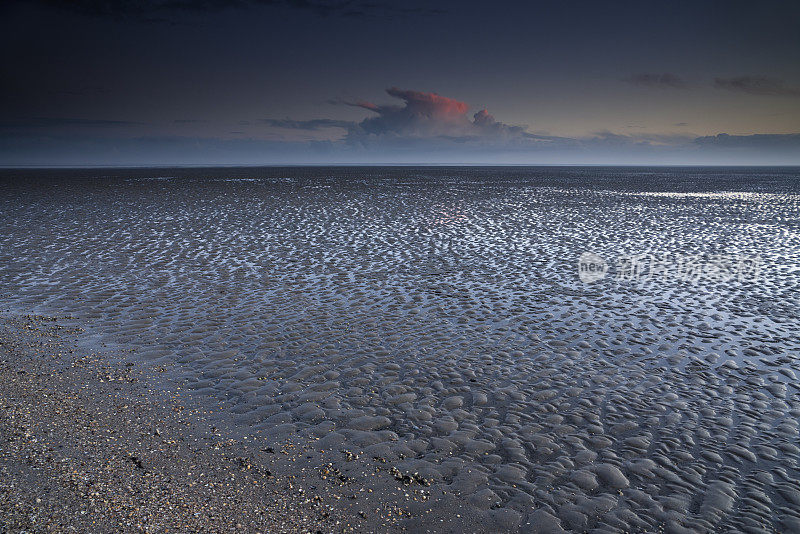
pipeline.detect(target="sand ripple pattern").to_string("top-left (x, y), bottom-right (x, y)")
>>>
top-left (2, 167), bottom-right (800, 532)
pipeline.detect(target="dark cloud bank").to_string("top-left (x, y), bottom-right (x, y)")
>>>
top-left (2, 87), bottom-right (799, 166)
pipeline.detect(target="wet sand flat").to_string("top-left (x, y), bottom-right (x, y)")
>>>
top-left (0, 314), bottom-right (431, 533)
top-left (1, 166), bottom-right (799, 532)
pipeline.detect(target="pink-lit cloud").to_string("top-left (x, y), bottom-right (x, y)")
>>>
top-left (342, 87), bottom-right (544, 144)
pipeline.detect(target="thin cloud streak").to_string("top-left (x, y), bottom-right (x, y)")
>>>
top-left (694, 132), bottom-right (800, 148)
top-left (624, 73), bottom-right (686, 89)
top-left (261, 118), bottom-right (354, 130)
top-left (0, 117), bottom-right (144, 128)
top-left (713, 76), bottom-right (800, 97)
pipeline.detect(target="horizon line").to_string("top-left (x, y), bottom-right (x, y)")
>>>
top-left (3, 163), bottom-right (800, 170)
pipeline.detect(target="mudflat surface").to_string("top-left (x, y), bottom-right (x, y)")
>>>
top-left (1, 166), bottom-right (800, 532)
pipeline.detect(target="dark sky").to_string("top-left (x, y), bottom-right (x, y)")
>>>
top-left (2, 0), bottom-right (799, 165)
